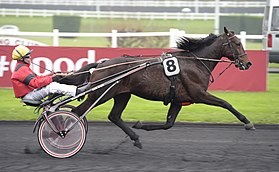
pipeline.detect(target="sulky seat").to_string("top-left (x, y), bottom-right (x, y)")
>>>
top-left (21, 98), bottom-right (42, 107)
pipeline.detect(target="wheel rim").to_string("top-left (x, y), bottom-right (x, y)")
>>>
top-left (58, 104), bottom-right (88, 133)
top-left (38, 111), bottom-right (86, 158)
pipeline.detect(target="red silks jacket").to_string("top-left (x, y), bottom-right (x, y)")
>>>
top-left (11, 61), bottom-right (53, 98)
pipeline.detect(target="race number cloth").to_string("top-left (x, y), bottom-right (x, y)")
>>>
top-left (163, 56), bottom-right (180, 77)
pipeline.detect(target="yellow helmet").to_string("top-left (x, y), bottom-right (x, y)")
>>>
top-left (12, 45), bottom-right (32, 60)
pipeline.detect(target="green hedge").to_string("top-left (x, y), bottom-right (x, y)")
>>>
top-left (53, 15), bottom-right (81, 33)
top-left (220, 16), bottom-right (263, 35)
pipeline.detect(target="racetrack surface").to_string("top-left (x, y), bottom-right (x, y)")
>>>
top-left (0, 121), bottom-right (278, 172)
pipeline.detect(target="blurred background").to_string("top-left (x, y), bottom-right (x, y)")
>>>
top-left (0, 0), bottom-right (265, 49)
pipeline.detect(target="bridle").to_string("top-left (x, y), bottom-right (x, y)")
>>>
top-left (185, 34), bottom-right (248, 84)
top-left (187, 52), bottom-right (233, 84)
top-left (222, 35), bottom-right (248, 70)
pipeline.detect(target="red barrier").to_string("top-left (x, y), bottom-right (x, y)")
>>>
top-left (0, 46), bottom-right (267, 91)
top-left (209, 50), bottom-right (268, 92)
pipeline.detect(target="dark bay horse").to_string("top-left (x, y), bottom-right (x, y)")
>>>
top-left (70, 27), bottom-right (254, 149)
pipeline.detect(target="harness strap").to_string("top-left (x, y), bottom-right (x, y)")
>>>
top-left (163, 76), bottom-right (176, 106)
top-left (160, 53), bottom-right (177, 105)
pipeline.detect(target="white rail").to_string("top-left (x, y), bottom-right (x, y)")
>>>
top-left (0, 29), bottom-right (263, 49)
top-left (0, 9), bottom-right (217, 20)
top-left (0, 9), bottom-right (264, 20)
top-left (0, 0), bottom-right (266, 8)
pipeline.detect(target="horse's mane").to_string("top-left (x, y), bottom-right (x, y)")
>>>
top-left (176, 33), bottom-right (218, 51)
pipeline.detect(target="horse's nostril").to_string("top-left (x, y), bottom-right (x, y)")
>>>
top-left (247, 62), bottom-right (252, 68)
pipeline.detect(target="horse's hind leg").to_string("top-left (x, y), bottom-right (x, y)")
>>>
top-left (108, 93), bottom-right (142, 149)
top-left (197, 92), bottom-right (255, 130)
top-left (72, 97), bottom-right (94, 116)
top-left (132, 102), bottom-right (182, 131)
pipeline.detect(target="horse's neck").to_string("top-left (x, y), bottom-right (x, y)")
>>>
top-left (193, 39), bottom-right (223, 72)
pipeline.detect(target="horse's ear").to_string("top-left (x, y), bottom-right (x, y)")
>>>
top-left (224, 27), bottom-right (230, 36)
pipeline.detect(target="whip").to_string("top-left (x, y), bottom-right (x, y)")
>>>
top-left (30, 61), bottom-right (53, 73)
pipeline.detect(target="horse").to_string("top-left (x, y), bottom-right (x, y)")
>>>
top-left (64, 27), bottom-right (254, 149)
top-left (56, 62), bottom-right (98, 86)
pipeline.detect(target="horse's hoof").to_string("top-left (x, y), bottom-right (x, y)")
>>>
top-left (245, 123), bottom-right (256, 130)
top-left (132, 121), bottom-right (142, 129)
top-left (133, 140), bottom-right (142, 149)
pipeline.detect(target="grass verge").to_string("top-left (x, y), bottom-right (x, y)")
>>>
top-left (1, 74), bottom-right (278, 124)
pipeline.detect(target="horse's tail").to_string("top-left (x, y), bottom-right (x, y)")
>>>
top-left (76, 62), bottom-right (99, 73)
top-left (58, 62), bottom-right (99, 85)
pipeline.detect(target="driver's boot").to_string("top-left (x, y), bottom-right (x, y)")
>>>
top-left (76, 83), bottom-right (91, 95)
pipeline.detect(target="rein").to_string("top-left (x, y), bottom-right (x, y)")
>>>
top-left (193, 57), bottom-right (234, 63)
top-left (209, 62), bottom-right (233, 86)
top-left (71, 53), bottom-right (235, 76)
top-left (186, 52), bottom-right (235, 84)
top-left (199, 57), bottom-right (234, 84)
top-left (67, 57), bottom-right (157, 76)
top-left (62, 52), bottom-right (235, 85)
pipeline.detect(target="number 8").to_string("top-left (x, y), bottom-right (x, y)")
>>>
top-left (166, 60), bottom-right (176, 72)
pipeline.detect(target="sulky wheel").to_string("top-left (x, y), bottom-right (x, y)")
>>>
top-left (37, 110), bottom-right (86, 158)
top-left (58, 104), bottom-right (88, 133)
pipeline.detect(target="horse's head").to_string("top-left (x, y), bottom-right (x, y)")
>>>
top-left (222, 27), bottom-right (252, 70)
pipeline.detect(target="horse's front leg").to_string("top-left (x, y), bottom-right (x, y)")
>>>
top-left (197, 92), bottom-right (255, 130)
top-left (132, 102), bottom-right (182, 131)
top-left (108, 93), bottom-right (142, 149)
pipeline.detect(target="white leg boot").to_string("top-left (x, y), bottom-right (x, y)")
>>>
top-left (49, 82), bottom-right (77, 97)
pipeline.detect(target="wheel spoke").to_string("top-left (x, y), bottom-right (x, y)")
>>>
top-left (38, 110), bottom-right (86, 158)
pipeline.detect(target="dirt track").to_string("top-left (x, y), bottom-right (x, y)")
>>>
top-left (0, 121), bottom-right (278, 172)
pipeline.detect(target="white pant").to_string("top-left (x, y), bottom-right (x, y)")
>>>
top-left (23, 82), bottom-right (77, 101)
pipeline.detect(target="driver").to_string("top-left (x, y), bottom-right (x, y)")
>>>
top-left (11, 45), bottom-right (87, 105)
